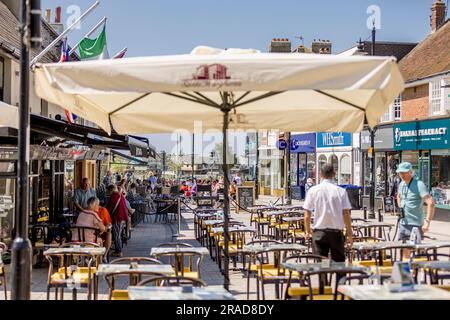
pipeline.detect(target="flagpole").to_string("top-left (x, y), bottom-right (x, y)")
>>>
top-left (113, 47), bottom-right (128, 59)
top-left (30, 0), bottom-right (100, 67)
top-left (69, 16), bottom-right (107, 55)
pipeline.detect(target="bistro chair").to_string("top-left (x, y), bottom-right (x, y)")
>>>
top-left (136, 275), bottom-right (206, 287)
top-left (215, 227), bottom-right (253, 271)
top-left (305, 269), bottom-right (371, 301)
top-left (0, 242), bottom-right (7, 300)
top-left (44, 249), bottom-right (99, 300)
top-left (70, 226), bottom-right (102, 245)
top-left (155, 251), bottom-right (203, 280)
top-left (104, 270), bottom-right (167, 300)
top-left (243, 239), bottom-right (282, 300)
top-left (284, 254), bottom-right (325, 300)
top-left (254, 248), bottom-right (303, 300)
top-left (30, 224), bottom-right (66, 268)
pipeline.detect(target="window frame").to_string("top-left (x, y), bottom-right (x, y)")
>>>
top-left (430, 79), bottom-right (444, 115)
top-left (0, 56), bottom-right (4, 102)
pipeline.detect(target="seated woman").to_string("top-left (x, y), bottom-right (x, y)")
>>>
top-left (73, 197), bottom-right (106, 244)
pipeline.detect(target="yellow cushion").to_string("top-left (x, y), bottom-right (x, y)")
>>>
top-left (0, 267), bottom-right (4, 276)
top-left (307, 294), bottom-right (337, 300)
top-left (354, 260), bottom-right (392, 267)
top-left (274, 223), bottom-right (289, 230)
top-left (249, 263), bottom-right (276, 272)
top-left (50, 266), bottom-right (96, 284)
top-left (288, 286), bottom-right (333, 297)
top-left (111, 290), bottom-right (129, 300)
top-left (178, 271), bottom-right (200, 279)
top-left (435, 285), bottom-right (450, 292)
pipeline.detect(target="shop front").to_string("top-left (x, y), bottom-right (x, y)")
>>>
top-left (290, 133), bottom-right (316, 200)
top-left (393, 118), bottom-right (450, 216)
top-left (316, 132), bottom-right (353, 185)
top-left (361, 125), bottom-right (400, 198)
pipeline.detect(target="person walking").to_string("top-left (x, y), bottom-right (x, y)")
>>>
top-left (396, 162), bottom-right (435, 258)
top-left (303, 163), bottom-right (353, 262)
top-left (103, 170), bottom-right (113, 187)
top-left (105, 184), bottom-right (129, 257)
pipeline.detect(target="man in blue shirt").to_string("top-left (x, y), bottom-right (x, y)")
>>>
top-left (396, 162), bottom-right (435, 256)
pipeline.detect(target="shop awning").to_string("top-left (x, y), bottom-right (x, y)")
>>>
top-left (0, 101), bottom-right (18, 129)
top-left (111, 149), bottom-right (149, 166)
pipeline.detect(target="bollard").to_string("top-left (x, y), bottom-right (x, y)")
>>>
top-left (363, 207), bottom-right (368, 220)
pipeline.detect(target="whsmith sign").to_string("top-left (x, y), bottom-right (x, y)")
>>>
top-left (317, 132), bottom-right (352, 148)
top-left (393, 119), bottom-right (450, 151)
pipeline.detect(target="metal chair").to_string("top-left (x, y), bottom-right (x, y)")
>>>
top-left (254, 248), bottom-right (304, 300)
top-left (136, 275), bottom-right (206, 287)
top-left (104, 270), bottom-right (167, 300)
top-left (44, 249), bottom-right (99, 300)
top-left (283, 254), bottom-right (325, 300)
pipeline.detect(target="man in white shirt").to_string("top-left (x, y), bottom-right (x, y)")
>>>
top-left (303, 163), bottom-right (353, 262)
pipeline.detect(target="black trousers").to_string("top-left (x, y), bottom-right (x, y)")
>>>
top-left (312, 229), bottom-right (345, 262)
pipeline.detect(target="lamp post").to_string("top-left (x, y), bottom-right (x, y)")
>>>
top-left (368, 23), bottom-right (377, 219)
top-left (11, 0), bottom-right (41, 300)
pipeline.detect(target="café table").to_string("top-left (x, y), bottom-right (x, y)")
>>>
top-left (411, 260), bottom-right (450, 284)
top-left (282, 216), bottom-right (304, 223)
top-left (96, 263), bottom-right (175, 276)
top-left (128, 286), bottom-right (235, 300)
top-left (211, 226), bottom-right (256, 235)
top-left (282, 261), bottom-right (370, 274)
top-left (352, 222), bottom-right (395, 240)
top-left (150, 247), bottom-right (210, 257)
top-left (338, 284), bottom-right (450, 300)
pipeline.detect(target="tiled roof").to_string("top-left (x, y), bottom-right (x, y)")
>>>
top-left (399, 20), bottom-right (450, 83)
top-left (0, 2), bottom-right (79, 63)
top-left (361, 41), bottom-right (418, 62)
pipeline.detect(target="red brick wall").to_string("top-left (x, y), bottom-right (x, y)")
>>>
top-left (401, 84), bottom-right (429, 121)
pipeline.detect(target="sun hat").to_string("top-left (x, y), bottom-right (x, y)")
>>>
top-left (396, 162), bottom-right (413, 173)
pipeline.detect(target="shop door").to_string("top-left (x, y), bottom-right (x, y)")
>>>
top-left (419, 154), bottom-right (430, 189)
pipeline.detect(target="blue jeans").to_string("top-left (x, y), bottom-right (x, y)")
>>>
top-left (398, 224), bottom-right (424, 241)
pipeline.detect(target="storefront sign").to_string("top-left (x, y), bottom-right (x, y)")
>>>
top-left (361, 127), bottom-right (394, 150)
top-left (317, 132), bottom-right (352, 148)
top-left (30, 145), bottom-right (104, 160)
top-left (393, 119), bottom-right (450, 151)
top-left (291, 133), bottom-right (316, 153)
top-left (276, 139), bottom-right (287, 150)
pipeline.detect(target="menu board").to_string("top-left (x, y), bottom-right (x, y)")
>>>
top-left (383, 196), bottom-right (395, 213)
top-left (291, 186), bottom-right (302, 200)
top-left (236, 186), bottom-right (255, 213)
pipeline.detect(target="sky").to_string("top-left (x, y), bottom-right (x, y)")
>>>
top-left (41, 0), bottom-right (440, 155)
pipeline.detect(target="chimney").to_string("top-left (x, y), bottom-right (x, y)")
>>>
top-left (269, 38), bottom-right (292, 53)
top-left (45, 9), bottom-right (51, 24)
top-left (51, 6), bottom-right (64, 34)
top-left (431, 0), bottom-right (446, 33)
top-left (55, 6), bottom-right (62, 23)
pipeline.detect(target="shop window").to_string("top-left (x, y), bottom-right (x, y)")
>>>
top-left (393, 95), bottom-right (402, 120)
top-left (307, 154), bottom-right (316, 183)
top-left (318, 155), bottom-right (327, 172)
top-left (431, 155), bottom-right (450, 207)
top-left (340, 155), bottom-right (351, 185)
top-left (430, 80), bottom-right (443, 115)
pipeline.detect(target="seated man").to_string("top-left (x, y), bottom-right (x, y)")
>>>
top-left (73, 197), bottom-right (106, 244)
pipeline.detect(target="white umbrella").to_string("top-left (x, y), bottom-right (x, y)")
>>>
top-left (34, 47), bottom-right (405, 290)
top-left (0, 101), bottom-right (18, 129)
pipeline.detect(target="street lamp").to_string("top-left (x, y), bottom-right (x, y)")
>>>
top-left (10, 0), bottom-right (42, 300)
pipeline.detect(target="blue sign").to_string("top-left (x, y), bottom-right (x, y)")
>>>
top-left (277, 139), bottom-right (287, 150)
top-left (317, 132), bottom-right (352, 148)
top-left (291, 133), bottom-right (316, 153)
top-left (393, 119), bottom-right (450, 151)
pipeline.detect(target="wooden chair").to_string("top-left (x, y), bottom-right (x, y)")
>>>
top-left (155, 251), bottom-right (203, 280)
top-left (0, 242), bottom-right (7, 300)
top-left (70, 226), bottom-right (102, 245)
top-left (136, 275), bottom-right (206, 287)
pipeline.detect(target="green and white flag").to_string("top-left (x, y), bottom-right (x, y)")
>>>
top-left (79, 26), bottom-right (109, 60)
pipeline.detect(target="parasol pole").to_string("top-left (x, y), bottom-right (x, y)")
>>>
top-left (221, 92), bottom-right (230, 291)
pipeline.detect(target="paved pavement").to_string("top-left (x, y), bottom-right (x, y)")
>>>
top-left (1, 195), bottom-right (449, 300)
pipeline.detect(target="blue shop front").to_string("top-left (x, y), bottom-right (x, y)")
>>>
top-left (290, 133), bottom-right (316, 200)
top-left (393, 118), bottom-right (450, 213)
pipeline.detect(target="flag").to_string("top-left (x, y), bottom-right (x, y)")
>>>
top-left (59, 37), bottom-right (70, 62)
top-left (113, 47), bottom-right (128, 59)
top-left (59, 37), bottom-right (78, 124)
top-left (78, 25), bottom-right (109, 60)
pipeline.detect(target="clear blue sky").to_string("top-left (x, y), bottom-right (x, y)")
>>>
top-left (41, 0), bottom-right (441, 154)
